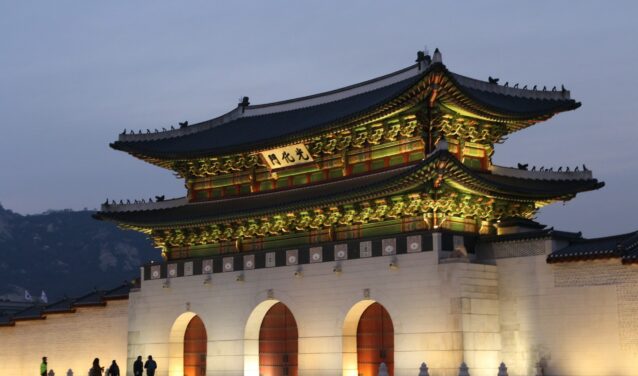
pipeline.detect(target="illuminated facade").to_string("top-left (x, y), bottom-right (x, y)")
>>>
top-left (3, 49), bottom-right (638, 376)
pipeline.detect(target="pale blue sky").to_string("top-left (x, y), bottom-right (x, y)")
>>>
top-left (1, 1), bottom-right (637, 236)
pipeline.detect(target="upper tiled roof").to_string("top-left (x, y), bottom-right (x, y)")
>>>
top-left (449, 73), bottom-right (579, 117)
top-left (547, 231), bottom-right (638, 263)
top-left (110, 53), bottom-right (579, 160)
top-left (112, 69), bottom-right (425, 159)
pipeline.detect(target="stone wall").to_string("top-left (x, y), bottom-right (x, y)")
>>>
top-left (0, 300), bottom-right (129, 376)
top-left (4, 235), bottom-right (638, 376)
top-left (127, 249), bottom-right (501, 376)
top-left (496, 251), bottom-right (638, 376)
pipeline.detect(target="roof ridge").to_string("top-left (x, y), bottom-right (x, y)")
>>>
top-left (450, 72), bottom-right (571, 101)
top-left (490, 165), bottom-right (594, 181)
top-left (576, 230), bottom-right (638, 243)
top-left (100, 197), bottom-right (188, 213)
top-left (116, 63), bottom-right (424, 144)
top-left (247, 64), bottom-right (420, 110)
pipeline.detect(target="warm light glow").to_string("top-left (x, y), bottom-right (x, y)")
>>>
top-left (342, 299), bottom-right (376, 376)
top-left (168, 311), bottom-right (198, 376)
top-left (244, 299), bottom-right (280, 376)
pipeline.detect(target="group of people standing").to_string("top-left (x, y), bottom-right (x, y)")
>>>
top-left (39, 355), bottom-right (157, 376)
top-left (134, 356), bottom-right (157, 376)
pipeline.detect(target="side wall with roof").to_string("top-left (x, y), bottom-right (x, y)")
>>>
top-left (0, 300), bottom-right (129, 376)
top-left (487, 239), bottom-right (638, 376)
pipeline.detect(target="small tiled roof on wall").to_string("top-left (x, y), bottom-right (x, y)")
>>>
top-left (481, 228), bottom-right (583, 243)
top-left (547, 231), bottom-right (638, 263)
top-left (0, 282), bottom-right (134, 327)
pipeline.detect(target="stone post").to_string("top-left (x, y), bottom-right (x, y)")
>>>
top-left (458, 361), bottom-right (470, 376)
top-left (535, 362), bottom-right (545, 376)
top-left (497, 362), bottom-right (508, 376)
top-left (418, 362), bottom-right (430, 376)
top-left (378, 362), bottom-right (389, 376)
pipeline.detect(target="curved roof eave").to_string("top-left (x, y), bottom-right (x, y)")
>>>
top-left (95, 151), bottom-right (602, 229)
top-left (110, 61), bottom-right (581, 161)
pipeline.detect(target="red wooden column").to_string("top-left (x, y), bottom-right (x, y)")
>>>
top-left (357, 303), bottom-right (394, 376)
top-left (259, 302), bottom-right (299, 376)
top-left (184, 316), bottom-right (207, 376)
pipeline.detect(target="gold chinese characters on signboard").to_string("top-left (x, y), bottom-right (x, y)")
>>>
top-left (259, 144), bottom-right (314, 170)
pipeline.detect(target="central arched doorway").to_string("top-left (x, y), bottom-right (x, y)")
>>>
top-left (184, 315), bottom-right (207, 376)
top-left (259, 302), bottom-right (298, 376)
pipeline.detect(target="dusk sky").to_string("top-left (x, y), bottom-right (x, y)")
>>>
top-left (1, 1), bottom-right (636, 237)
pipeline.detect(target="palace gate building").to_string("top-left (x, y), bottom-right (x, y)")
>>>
top-left (2, 49), bottom-right (638, 376)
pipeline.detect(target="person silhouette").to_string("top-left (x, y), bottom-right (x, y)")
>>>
top-left (40, 356), bottom-right (48, 376)
top-left (106, 360), bottom-right (119, 376)
top-left (133, 356), bottom-right (143, 376)
top-left (143, 356), bottom-right (157, 376)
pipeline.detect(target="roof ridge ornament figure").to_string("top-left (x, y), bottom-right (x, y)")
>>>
top-left (435, 136), bottom-right (448, 151)
top-left (432, 48), bottom-right (442, 63)
top-left (416, 50), bottom-right (431, 69)
top-left (179, 121), bottom-right (189, 128)
top-left (488, 76), bottom-right (499, 84)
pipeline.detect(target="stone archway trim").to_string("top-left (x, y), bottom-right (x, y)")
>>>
top-left (342, 299), bottom-right (377, 376)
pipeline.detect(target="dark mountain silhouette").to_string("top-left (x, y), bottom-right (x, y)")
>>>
top-left (0, 203), bottom-right (160, 302)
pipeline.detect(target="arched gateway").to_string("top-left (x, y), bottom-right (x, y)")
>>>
top-left (343, 301), bottom-right (394, 376)
top-left (259, 302), bottom-right (298, 376)
top-left (169, 312), bottom-right (207, 376)
top-left (244, 300), bottom-right (299, 376)
top-left (357, 303), bottom-right (394, 376)
top-left (184, 315), bottom-right (207, 376)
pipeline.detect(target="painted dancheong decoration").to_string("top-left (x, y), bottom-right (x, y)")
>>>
top-left (95, 48), bottom-right (602, 261)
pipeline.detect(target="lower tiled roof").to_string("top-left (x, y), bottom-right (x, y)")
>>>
top-left (95, 150), bottom-right (603, 229)
top-left (547, 231), bottom-right (638, 263)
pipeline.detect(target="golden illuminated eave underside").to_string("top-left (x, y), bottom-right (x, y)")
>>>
top-left (127, 189), bottom-right (539, 249)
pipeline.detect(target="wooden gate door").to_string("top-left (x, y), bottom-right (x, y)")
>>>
top-left (259, 302), bottom-right (298, 376)
top-left (184, 315), bottom-right (207, 376)
top-left (357, 303), bottom-right (394, 376)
